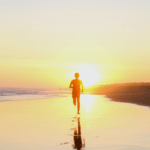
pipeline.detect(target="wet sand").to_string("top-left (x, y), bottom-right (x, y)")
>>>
top-left (85, 83), bottom-right (150, 107)
top-left (0, 94), bottom-right (150, 150)
top-left (107, 92), bottom-right (150, 107)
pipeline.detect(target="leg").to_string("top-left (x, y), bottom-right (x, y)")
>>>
top-left (77, 98), bottom-right (80, 114)
top-left (73, 98), bottom-right (76, 106)
top-left (72, 93), bottom-right (76, 106)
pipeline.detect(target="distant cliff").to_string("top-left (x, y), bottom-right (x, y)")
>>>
top-left (85, 83), bottom-right (150, 107)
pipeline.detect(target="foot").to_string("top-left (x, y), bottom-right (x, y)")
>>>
top-left (77, 112), bottom-right (80, 115)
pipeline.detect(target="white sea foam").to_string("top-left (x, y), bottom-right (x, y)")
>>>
top-left (0, 91), bottom-right (71, 102)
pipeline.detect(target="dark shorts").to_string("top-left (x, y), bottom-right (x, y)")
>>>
top-left (72, 91), bottom-right (80, 99)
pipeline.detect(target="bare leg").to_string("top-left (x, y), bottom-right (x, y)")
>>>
top-left (77, 98), bottom-right (80, 114)
top-left (73, 98), bottom-right (76, 106)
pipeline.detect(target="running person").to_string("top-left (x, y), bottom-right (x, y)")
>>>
top-left (69, 73), bottom-right (83, 114)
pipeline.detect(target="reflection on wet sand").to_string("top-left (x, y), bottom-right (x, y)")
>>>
top-left (72, 117), bottom-right (85, 150)
top-left (1, 95), bottom-right (150, 149)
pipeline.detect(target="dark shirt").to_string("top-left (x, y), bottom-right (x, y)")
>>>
top-left (70, 79), bottom-right (83, 94)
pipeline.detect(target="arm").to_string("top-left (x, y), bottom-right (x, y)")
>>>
top-left (81, 81), bottom-right (84, 92)
top-left (69, 80), bottom-right (73, 88)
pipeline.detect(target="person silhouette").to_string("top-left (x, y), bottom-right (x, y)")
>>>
top-left (69, 73), bottom-right (83, 114)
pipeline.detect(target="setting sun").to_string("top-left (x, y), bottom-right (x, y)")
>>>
top-left (71, 63), bottom-right (102, 87)
top-left (80, 70), bottom-right (100, 87)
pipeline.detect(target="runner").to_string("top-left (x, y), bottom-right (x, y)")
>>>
top-left (69, 73), bottom-right (83, 114)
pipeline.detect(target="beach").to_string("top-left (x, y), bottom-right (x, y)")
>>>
top-left (0, 93), bottom-right (150, 150)
top-left (1, 0), bottom-right (150, 149)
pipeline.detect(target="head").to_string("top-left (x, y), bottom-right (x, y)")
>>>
top-left (75, 73), bottom-right (79, 79)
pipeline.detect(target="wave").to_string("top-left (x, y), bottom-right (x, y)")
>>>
top-left (0, 91), bottom-right (71, 102)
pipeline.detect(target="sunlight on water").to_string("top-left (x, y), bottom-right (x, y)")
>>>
top-left (80, 95), bottom-right (95, 112)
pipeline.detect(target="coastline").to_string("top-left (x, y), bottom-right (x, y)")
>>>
top-left (83, 92), bottom-right (150, 107)
top-left (106, 92), bottom-right (150, 107)
top-left (0, 88), bottom-right (71, 102)
top-left (0, 92), bottom-right (67, 102)
top-left (85, 82), bottom-right (150, 107)
top-left (1, 84), bottom-right (150, 107)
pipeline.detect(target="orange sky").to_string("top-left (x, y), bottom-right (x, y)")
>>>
top-left (1, 0), bottom-right (150, 88)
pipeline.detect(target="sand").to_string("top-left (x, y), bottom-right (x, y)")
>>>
top-left (0, 94), bottom-right (150, 150)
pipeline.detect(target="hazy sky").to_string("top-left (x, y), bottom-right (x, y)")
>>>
top-left (1, 0), bottom-right (150, 88)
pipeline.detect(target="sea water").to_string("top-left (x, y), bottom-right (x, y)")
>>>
top-left (0, 90), bottom-right (70, 102)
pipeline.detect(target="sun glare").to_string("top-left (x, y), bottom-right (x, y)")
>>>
top-left (80, 70), bottom-right (100, 87)
top-left (72, 63), bottom-right (102, 87)
top-left (81, 95), bottom-right (95, 112)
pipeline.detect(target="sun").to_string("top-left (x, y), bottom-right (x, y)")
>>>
top-left (72, 63), bottom-right (102, 88)
top-left (80, 70), bottom-right (100, 87)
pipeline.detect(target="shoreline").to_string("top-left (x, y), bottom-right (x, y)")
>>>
top-left (1, 89), bottom-right (150, 108)
top-left (83, 92), bottom-right (150, 107)
top-left (85, 83), bottom-right (150, 107)
top-left (106, 92), bottom-right (150, 107)
top-left (0, 94), bottom-right (66, 102)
